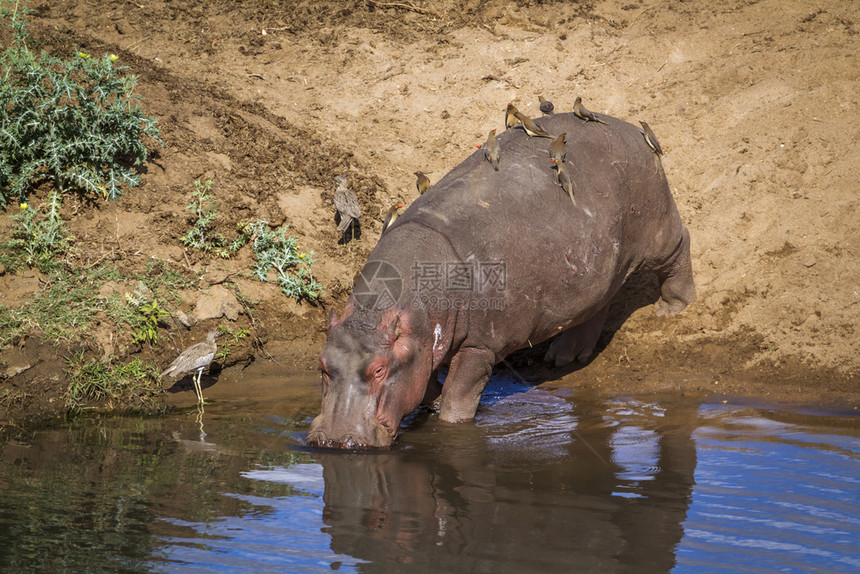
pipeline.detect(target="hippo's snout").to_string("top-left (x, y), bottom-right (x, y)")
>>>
top-left (307, 416), bottom-right (394, 450)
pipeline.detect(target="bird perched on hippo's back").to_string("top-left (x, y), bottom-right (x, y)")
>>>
top-left (639, 121), bottom-right (663, 156)
top-left (552, 158), bottom-right (576, 206)
top-left (550, 133), bottom-right (567, 165)
top-left (513, 109), bottom-right (554, 138)
top-left (480, 129), bottom-right (501, 171)
top-left (538, 95), bottom-right (554, 115)
top-left (414, 171), bottom-right (431, 194)
top-left (381, 204), bottom-right (403, 235)
top-left (505, 103), bottom-right (520, 129)
top-left (573, 97), bottom-right (608, 125)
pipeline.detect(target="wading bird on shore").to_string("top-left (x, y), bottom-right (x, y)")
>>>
top-left (161, 330), bottom-right (218, 404)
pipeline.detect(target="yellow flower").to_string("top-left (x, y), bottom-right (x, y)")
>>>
top-left (19, 202), bottom-right (28, 210)
top-left (109, 54), bottom-right (118, 62)
top-left (298, 253), bottom-right (306, 259)
top-left (78, 51), bottom-right (90, 59)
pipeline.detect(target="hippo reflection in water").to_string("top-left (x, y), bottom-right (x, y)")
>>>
top-left (314, 398), bottom-right (699, 571)
top-left (308, 112), bottom-right (695, 449)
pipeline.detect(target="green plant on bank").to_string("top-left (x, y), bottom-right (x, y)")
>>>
top-left (0, 0), bottom-right (162, 209)
top-left (0, 261), bottom-right (195, 349)
top-left (249, 220), bottom-right (323, 302)
top-left (137, 258), bottom-right (201, 303)
top-left (132, 298), bottom-right (169, 345)
top-left (123, 281), bottom-right (170, 345)
top-left (215, 324), bottom-right (250, 362)
top-left (223, 222), bottom-right (254, 258)
top-left (178, 181), bottom-right (322, 302)
top-left (64, 352), bottom-right (163, 413)
top-left (0, 262), bottom-right (119, 347)
top-left (181, 179), bottom-right (252, 258)
top-left (181, 179), bottom-right (220, 251)
top-left (4, 188), bottom-right (73, 271)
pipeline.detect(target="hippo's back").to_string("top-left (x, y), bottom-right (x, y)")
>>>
top-left (380, 112), bottom-right (685, 351)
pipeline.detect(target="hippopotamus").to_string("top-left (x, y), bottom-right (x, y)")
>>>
top-left (308, 111), bottom-right (696, 449)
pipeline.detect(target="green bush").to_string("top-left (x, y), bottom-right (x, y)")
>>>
top-left (0, 0), bottom-right (161, 208)
top-left (250, 221), bottom-right (323, 302)
top-left (131, 297), bottom-right (169, 345)
top-left (181, 179), bottom-right (253, 258)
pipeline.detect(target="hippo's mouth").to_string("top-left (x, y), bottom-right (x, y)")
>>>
top-left (306, 429), bottom-right (393, 450)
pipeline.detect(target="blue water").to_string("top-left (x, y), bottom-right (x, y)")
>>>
top-left (0, 377), bottom-right (857, 573)
top-left (676, 406), bottom-right (860, 573)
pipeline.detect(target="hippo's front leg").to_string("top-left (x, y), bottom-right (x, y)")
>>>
top-left (438, 346), bottom-right (495, 423)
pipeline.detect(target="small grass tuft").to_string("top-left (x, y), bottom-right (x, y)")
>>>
top-left (64, 353), bottom-right (163, 413)
top-left (5, 189), bottom-right (74, 272)
top-left (0, 260), bottom-right (195, 349)
top-left (215, 324), bottom-right (250, 363)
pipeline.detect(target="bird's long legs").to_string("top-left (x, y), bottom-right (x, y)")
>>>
top-left (193, 367), bottom-right (205, 404)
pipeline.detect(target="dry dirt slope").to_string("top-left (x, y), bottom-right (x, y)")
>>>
top-left (1, 0), bottom-right (858, 417)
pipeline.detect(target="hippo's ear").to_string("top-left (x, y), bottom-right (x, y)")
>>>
top-left (382, 312), bottom-right (402, 345)
top-left (329, 308), bottom-right (340, 329)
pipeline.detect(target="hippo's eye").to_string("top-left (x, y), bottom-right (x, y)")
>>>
top-left (366, 362), bottom-right (388, 384)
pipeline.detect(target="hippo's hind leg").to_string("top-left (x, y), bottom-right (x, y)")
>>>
top-left (654, 225), bottom-right (696, 316)
top-left (544, 304), bottom-right (610, 368)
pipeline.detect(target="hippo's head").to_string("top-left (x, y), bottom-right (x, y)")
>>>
top-left (307, 305), bottom-right (433, 449)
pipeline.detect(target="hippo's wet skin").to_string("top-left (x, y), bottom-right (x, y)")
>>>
top-left (308, 112), bottom-right (696, 449)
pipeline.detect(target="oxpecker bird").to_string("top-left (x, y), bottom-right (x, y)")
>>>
top-left (538, 95), bottom-right (554, 115)
top-left (552, 159), bottom-right (576, 206)
top-left (513, 110), bottom-right (554, 138)
top-left (482, 129), bottom-right (501, 171)
top-left (639, 121), bottom-right (663, 156)
top-left (551, 133), bottom-right (567, 165)
top-left (381, 205), bottom-right (403, 235)
top-left (573, 97), bottom-right (608, 124)
top-left (505, 103), bottom-right (520, 129)
top-left (414, 171), bottom-right (431, 194)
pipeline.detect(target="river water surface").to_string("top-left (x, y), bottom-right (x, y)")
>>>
top-left (1, 373), bottom-right (858, 573)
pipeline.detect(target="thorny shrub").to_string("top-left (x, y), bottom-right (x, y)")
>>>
top-left (0, 1), bottom-right (161, 208)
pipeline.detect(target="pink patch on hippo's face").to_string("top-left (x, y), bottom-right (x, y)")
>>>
top-left (364, 358), bottom-right (390, 395)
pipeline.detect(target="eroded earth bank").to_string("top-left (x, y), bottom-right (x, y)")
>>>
top-left (0, 0), bottom-right (858, 430)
